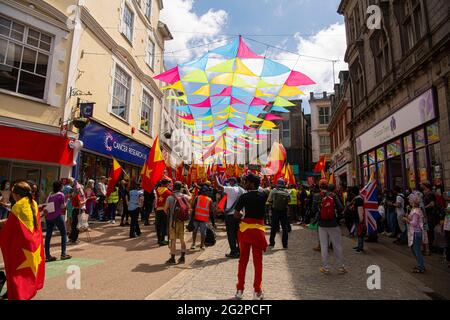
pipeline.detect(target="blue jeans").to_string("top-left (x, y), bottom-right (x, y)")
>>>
top-left (387, 209), bottom-right (397, 234)
top-left (45, 215), bottom-right (67, 258)
top-left (411, 232), bottom-right (425, 271)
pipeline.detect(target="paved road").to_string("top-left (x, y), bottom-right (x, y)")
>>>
top-left (1, 221), bottom-right (449, 300)
top-left (147, 224), bottom-right (450, 300)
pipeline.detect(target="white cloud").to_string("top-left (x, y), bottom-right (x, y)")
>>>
top-left (275, 22), bottom-right (348, 112)
top-left (160, 0), bottom-right (228, 64)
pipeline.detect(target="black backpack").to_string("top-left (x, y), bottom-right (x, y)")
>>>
top-left (204, 225), bottom-right (216, 247)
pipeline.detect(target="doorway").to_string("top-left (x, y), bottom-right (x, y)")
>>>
top-left (387, 156), bottom-right (403, 189)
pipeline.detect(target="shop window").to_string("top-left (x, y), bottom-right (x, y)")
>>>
top-left (362, 154), bottom-right (368, 167)
top-left (405, 152), bottom-right (416, 190)
top-left (427, 122), bottom-right (440, 144)
top-left (429, 143), bottom-right (442, 187)
top-left (403, 134), bottom-right (413, 152)
top-left (368, 151), bottom-right (375, 165)
top-left (112, 66), bottom-right (131, 120)
top-left (0, 15), bottom-right (51, 99)
top-left (376, 147), bottom-right (385, 162)
top-left (368, 165), bottom-right (376, 181)
top-left (414, 129), bottom-right (425, 148)
top-left (387, 139), bottom-right (401, 158)
top-left (377, 161), bottom-right (385, 188)
top-left (415, 148), bottom-right (428, 183)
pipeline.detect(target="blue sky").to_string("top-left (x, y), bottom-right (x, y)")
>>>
top-left (161, 0), bottom-right (347, 113)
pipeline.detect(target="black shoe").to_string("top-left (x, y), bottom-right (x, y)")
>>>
top-left (60, 255), bottom-right (72, 261)
top-left (226, 253), bottom-right (240, 259)
top-left (353, 246), bottom-right (359, 250)
top-left (178, 256), bottom-right (185, 264)
top-left (125, 222), bottom-right (130, 226)
top-left (165, 257), bottom-right (176, 264)
top-left (45, 256), bottom-right (57, 262)
top-left (130, 235), bottom-right (137, 239)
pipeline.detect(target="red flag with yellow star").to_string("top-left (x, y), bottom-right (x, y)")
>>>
top-left (0, 197), bottom-right (45, 300)
top-left (314, 155), bottom-right (326, 173)
top-left (141, 136), bottom-right (166, 192)
top-left (106, 157), bottom-right (122, 197)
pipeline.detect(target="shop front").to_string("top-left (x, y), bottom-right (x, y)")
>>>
top-left (355, 88), bottom-right (443, 192)
top-left (0, 125), bottom-right (75, 203)
top-left (330, 141), bottom-right (353, 188)
top-left (77, 121), bottom-right (150, 185)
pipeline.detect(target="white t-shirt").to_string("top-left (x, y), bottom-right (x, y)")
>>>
top-left (223, 186), bottom-right (242, 212)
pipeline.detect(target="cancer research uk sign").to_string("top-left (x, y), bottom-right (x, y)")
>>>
top-left (356, 89), bottom-right (436, 155)
top-left (80, 121), bottom-right (150, 166)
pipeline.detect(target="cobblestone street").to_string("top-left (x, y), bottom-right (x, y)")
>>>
top-left (147, 224), bottom-right (450, 300)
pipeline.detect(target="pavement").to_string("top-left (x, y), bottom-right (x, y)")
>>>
top-left (1, 220), bottom-right (449, 300)
top-left (146, 224), bottom-right (450, 300)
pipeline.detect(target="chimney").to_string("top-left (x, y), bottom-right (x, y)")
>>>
top-left (310, 92), bottom-right (314, 100)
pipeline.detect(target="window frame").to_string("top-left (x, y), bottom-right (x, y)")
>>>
top-left (319, 135), bottom-right (331, 155)
top-left (146, 35), bottom-right (155, 70)
top-left (401, 0), bottom-right (423, 52)
top-left (122, 3), bottom-right (134, 44)
top-left (0, 14), bottom-right (53, 101)
top-left (318, 106), bottom-right (330, 125)
top-left (139, 89), bottom-right (154, 136)
top-left (145, 0), bottom-right (152, 23)
top-left (111, 65), bottom-right (132, 121)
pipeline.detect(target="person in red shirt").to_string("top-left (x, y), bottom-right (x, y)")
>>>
top-left (69, 185), bottom-right (86, 244)
top-left (155, 179), bottom-right (172, 246)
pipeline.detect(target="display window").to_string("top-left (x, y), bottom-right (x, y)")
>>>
top-left (387, 140), bottom-right (401, 158)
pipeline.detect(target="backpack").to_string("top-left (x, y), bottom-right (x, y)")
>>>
top-left (320, 192), bottom-right (336, 221)
top-left (204, 225), bottom-right (216, 247)
top-left (173, 194), bottom-right (190, 222)
top-left (272, 188), bottom-right (290, 211)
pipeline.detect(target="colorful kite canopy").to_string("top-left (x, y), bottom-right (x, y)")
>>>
top-left (154, 36), bottom-right (315, 160)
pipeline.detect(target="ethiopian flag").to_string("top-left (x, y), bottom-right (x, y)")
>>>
top-left (141, 136), bottom-right (166, 193)
top-left (0, 197), bottom-right (45, 300)
top-left (106, 158), bottom-right (122, 197)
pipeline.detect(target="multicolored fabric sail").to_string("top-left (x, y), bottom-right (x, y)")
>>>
top-left (153, 36), bottom-right (315, 163)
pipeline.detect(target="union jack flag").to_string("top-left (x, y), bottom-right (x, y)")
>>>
top-left (360, 179), bottom-right (380, 234)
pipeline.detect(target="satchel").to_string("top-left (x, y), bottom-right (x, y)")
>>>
top-left (186, 218), bottom-right (195, 232)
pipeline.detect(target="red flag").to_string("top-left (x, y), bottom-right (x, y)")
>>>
top-left (265, 142), bottom-right (286, 176)
top-left (0, 197), bottom-right (45, 300)
top-left (217, 194), bottom-right (228, 213)
top-left (107, 158), bottom-right (122, 197)
top-left (314, 155), bottom-right (326, 173)
top-left (176, 162), bottom-right (184, 182)
top-left (141, 136), bottom-right (166, 192)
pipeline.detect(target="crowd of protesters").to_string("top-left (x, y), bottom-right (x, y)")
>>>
top-left (0, 172), bottom-right (449, 301)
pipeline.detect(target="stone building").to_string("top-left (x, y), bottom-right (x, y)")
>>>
top-left (309, 92), bottom-right (332, 166)
top-left (338, 0), bottom-right (450, 194)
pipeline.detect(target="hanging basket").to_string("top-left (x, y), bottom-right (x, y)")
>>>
top-left (72, 117), bottom-right (89, 129)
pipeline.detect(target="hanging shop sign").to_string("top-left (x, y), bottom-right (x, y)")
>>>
top-left (356, 88), bottom-right (436, 155)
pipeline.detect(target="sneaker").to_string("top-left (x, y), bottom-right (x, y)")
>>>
top-left (45, 256), bottom-right (57, 262)
top-left (190, 245), bottom-right (196, 250)
top-left (60, 255), bottom-right (72, 261)
top-left (337, 267), bottom-right (348, 274)
top-left (178, 256), bottom-right (185, 264)
top-left (320, 267), bottom-right (331, 275)
top-left (111, 220), bottom-right (116, 224)
top-left (234, 290), bottom-right (244, 300)
top-left (160, 240), bottom-right (169, 246)
top-left (165, 257), bottom-right (176, 265)
top-left (253, 291), bottom-right (264, 300)
top-left (268, 245), bottom-right (274, 250)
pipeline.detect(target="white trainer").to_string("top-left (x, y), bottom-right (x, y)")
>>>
top-left (253, 291), bottom-right (264, 300)
top-left (234, 290), bottom-right (244, 300)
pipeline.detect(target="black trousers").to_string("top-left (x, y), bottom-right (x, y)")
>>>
top-left (446, 231), bottom-right (450, 262)
top-left (270, 210), bottom-right (289, 248)
top-left (121, 202), bottom-right (129, 223)
top-left (225, 214), bottom-right (240, 255)
top-left (69, 208), bottom-right (80, 242)
top-left (155, 210), bottom-right (167, 242)
top-left (129, 209), bottom-right (141, 237)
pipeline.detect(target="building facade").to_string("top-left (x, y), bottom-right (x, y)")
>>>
top-left (274, 100), bottom-right (312, 182)
top-left (328, 71), bottom-right (354, 188)
top-left (68, 0), bottom-right (172, 185)
top-left (309, 92), bottom-right (332, 166)
top-left (0, 0), bottom-right (78, 202)
top-left (338, 0), bottom-right (450, 194)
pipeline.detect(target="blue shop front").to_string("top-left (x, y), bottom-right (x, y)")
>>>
top-left (76, 120), bottom-right (150, 184)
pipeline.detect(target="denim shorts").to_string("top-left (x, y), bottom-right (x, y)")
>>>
top-left (193, 220), bottom-right (208, 236)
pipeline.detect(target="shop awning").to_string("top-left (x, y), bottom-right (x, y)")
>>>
top-left (0, 126), bottom-right (74, 166)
